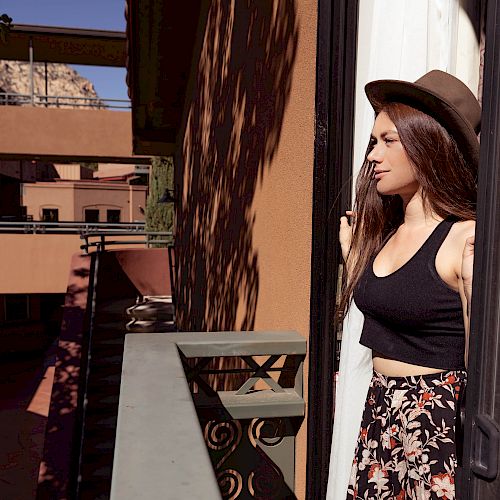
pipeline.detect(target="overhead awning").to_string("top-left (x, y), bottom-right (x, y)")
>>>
top-left (0, 24), bottom-right (126, 67)
top-left (125, 0), bottom-right (208, 155)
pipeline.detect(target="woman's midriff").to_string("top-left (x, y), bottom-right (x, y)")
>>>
top-left (372, 351), bottom-right (447, 377)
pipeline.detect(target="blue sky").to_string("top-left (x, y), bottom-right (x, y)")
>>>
top-left (2, 1), bottom-right (128, 101)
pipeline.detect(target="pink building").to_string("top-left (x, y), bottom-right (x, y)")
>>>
top-left (0, 161), bottom-right (148, 355)
top-left (22, 168), bottom-right (147, 223)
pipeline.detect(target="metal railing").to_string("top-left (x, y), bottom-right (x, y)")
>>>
top-left (0, 92), bottom-right (131, 110)
top-left (81, 231), bottom-right (173, 252)
top-left (0, 221), bottom-right (173, 252)
top-left (0, 221), bottom-right (146, 234)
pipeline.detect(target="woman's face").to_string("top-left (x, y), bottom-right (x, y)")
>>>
top-left (367, 111), bottom-right (419, 198)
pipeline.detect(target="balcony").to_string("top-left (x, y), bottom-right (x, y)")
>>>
top-left (111, 331), bottom-right (306, 499)
top-left (23, 231), bottom-right (305, 499)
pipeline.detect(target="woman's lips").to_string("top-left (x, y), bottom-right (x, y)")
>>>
top-left (374, 170), bottom-right (389, 180)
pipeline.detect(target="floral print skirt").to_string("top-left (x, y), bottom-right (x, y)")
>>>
top-left (346, 369), bottom-right (466, 500)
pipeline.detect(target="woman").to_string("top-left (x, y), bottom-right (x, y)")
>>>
top-left (338, 71), bottom-right (480, 499)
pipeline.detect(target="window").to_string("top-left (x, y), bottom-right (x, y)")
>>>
top-left (85, 209), bottom-right (99, 222)
top-left (4, 294), bottom-right (30, 322)
top-left (107, 209), bottom-right (121, 223)
top-left (42, 208), bottom-right (59, 222)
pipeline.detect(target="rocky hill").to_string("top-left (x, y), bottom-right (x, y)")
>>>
top-left (0, 60), bottom-right (102, 108)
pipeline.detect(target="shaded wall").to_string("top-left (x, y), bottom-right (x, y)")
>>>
top-left (0, 293), bottom-right (64, 354)
top-left (0, 173), bottom-right (21, 217)
top-left (176, 1), bottom-right (317, 497)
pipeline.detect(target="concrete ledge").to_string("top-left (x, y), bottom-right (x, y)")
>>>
top-left (110, 334), bottom-right (221, 500)
top-left (111, 331), bottom-right (306, 499)
top-left (173, 331), bottom-right (307, 357)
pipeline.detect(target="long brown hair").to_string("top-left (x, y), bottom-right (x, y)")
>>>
top-left (337, 102), bottom-right (477, 321)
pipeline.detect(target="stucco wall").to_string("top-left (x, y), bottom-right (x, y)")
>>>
top-left (22, 182), bottom-right (147, 222)
top-left (176, 1), bottom-right (316, 497)
top-left (0, 235), bottom-right (83, 294)
top-left (0, 234), bottom-right (149, 294)
top-left (23, 183), bottom-right (75, 221)
top-left (0, 107), bottom-right (137, 161)
top-left (73, 183), bottom-right (147, 222)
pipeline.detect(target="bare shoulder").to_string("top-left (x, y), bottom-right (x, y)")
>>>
top-left (437, 220), bottom-right (475, 286)
top-left (448, 220), bottom-right (476, 271)
top-left (441, 219), bottom-right (475, 250)
top-left (450, 220), bottom-right (476, 243)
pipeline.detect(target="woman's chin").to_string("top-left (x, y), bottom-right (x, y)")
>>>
top-left (375, 184), bottom-right (395, 196)
top-left (375, 182), bottom-right (418, 198)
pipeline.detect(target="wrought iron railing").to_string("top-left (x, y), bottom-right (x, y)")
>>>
top-left (111, 331), bottom-right (306, 499)
top-left (0, 92), bottom-right (131, 110)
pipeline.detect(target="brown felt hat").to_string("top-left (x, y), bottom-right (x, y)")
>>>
top-left (365, 70), bottom-right (481, 168)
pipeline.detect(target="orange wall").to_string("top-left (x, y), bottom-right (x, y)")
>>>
top-left (23, 183), bottom-right (75, 221)
top-left (0, 107), bottom-right (137, 160)
top-left (127, 186), bottom-right (148, 222)
top-left (0, 234), bottom-right (149, 294)
top-left (22, 182), bottom-right (147, 222)
top-left (0, 234), bottom-right (83, 294)
top-left (73, 183), bottom-right (147, 222)
top-left (176, 1), bottom-right (316, 497)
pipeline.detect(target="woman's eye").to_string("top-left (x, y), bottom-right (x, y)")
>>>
top-left (384, 137), bottom-right (397, 144)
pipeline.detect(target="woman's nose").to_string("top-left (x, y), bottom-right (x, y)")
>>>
top-left (367, 143), bottom-right (383, 163)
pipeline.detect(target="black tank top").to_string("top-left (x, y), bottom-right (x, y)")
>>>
top-left (353, 218), bottom-right (466, 370)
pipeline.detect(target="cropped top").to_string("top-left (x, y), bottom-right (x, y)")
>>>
top-left (353, 218), bottom-right (466, 370)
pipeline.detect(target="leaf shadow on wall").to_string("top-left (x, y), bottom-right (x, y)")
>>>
top-left (177, 0), bottom-right (299, 335)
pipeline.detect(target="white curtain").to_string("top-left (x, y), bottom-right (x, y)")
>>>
top-left (326, 1), bottom-right (480, 498)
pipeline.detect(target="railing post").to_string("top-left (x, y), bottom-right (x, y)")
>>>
top-left (29, 37), bottom-right (34, 105)
top-left (44, 61), bottom-right (48, 107)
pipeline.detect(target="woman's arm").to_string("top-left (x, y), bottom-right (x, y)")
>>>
top-left (339, 210), bottom-right (355, 263)
top-left (461, 234), bottom-right (475, 314)
top-left (458, 222), bottom-right (475, 365)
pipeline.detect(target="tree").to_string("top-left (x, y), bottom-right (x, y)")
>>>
top-left (145, 156), bottom-right (174, 246)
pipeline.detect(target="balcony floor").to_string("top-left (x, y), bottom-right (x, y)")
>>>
top-left (0, 345), bottom-right (55, 499)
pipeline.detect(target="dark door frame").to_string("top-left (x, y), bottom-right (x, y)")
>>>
top-left (306, 0), bottom-right (359, 498)
top-left (462, 0), bottom-right (500, 497)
